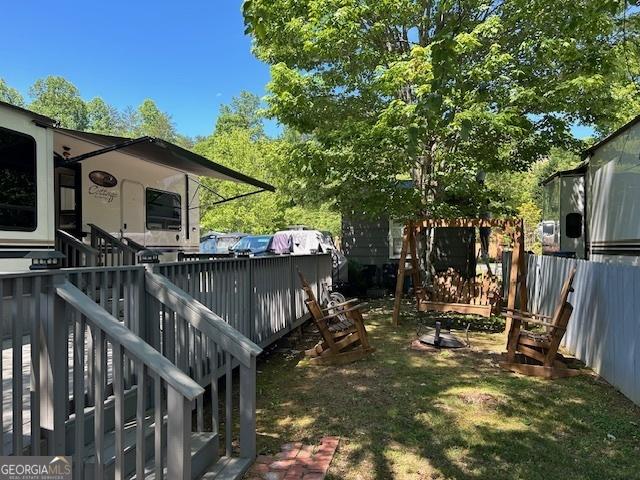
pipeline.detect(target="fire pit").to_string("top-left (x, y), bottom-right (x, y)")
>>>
top-left (418, 321), bottom-right (468, 349)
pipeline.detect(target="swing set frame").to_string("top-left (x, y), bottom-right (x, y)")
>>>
top-left (391, 218), bottom-right (528, 339)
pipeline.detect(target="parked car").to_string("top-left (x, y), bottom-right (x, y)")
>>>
top-left (230, 235), bottom-right (273, 256)
top-left (200, 232), bottom-right (247, 254)
top-left (199, 231), bottom-right (223, 253)
top-left (272, 228), bottom-right (348, 285)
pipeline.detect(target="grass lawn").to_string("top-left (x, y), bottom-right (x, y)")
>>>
top-left (250, 299), bottom-right (640, 480)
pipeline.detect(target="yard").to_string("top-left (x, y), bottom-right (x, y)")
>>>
top-left (250, 299), bottom-right (640, 480)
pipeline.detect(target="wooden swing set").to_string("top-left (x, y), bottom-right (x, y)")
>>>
top-left (392, 218), bottom-right (527, 329)
top-left (392, 217), bottom-right (580, 378)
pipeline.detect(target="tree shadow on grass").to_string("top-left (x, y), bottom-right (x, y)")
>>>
top-left (252, 299), bottom-right (640, 480)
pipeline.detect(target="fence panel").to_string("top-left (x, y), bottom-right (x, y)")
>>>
top-left (156, 254), bottom-right (332, 348)
top-left (519, 254), bottom-right (640, 406)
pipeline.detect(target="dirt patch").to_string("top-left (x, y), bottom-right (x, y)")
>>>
top-left (458, 392), bottom-right (504, 408)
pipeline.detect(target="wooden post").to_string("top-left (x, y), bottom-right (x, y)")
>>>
top-left (505, 219), bottom-right (526, 358)
top-left (239, 355), bottom-right (257, 460)
top-left (39, 274), bottom-right (67, 455)
top-left (167, 386), bottom-right (192, 480)
top-left (408, 225), bottom-right (422, 308)
top-left (392, 222), bottom-right (411, 326)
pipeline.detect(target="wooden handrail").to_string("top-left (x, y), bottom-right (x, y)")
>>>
top-left (56, 229), bottom-right (99, 267)
top-left (145, 270), bottom-right (262, 367)
top-left (56, 280), bottom-right (204, 401)
top-left (56, 229), bottom-right (99, 255)
top-left (123, 236), bottom-right (145, 251)
top-left (89, 223), bottom-right (138, 266)
top-left (88, 223), bottom-right (138, 254)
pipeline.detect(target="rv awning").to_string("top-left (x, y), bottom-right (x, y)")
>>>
top-left (540, 161), bottom-right (588, 186)
top-left (54, 128), bottom-right (275, 192)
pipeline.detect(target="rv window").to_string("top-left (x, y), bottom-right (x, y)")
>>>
top-left (146, 188), bottom-right (181, 231)
top-left (0, 127), bottom-right (37, 231)
top-left (565, 213), bottom-right (582, 239)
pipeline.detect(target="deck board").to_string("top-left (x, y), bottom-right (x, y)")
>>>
top-left (2, 334), bottom-right (115, 454)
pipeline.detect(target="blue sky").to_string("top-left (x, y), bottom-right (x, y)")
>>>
top-left (0, 1), bottom-right (278, 137)
top-left (0, 1), bottom-right (594, 140)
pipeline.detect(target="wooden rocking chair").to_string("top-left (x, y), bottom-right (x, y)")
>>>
top-left (298, 271), bottom-right (375, 365)
top-left (500, 268), bottom-right (580, 379)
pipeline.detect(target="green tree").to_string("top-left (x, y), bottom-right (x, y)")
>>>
top-left (195, 129), bottom-right (284, 233)
top-left (135, 99), bottom-right (177, 141)
top-left (86, 97), bottom-right (121, 134)
top-left (244, 0), bottom-right (640, 219)
top-left (0, 78), bottom-right (24, 107)
top-left (195, 130), bottom-right (341, 235)
top-left (29, 76), bottom-right (88, 129)
top-left (214, 91), bottom-right (265, 139)
top-left (194, 95), bottom-right (341, 235)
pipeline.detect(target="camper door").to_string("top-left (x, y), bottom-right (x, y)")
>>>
top-left (121, 180), bottom-right (145, 245)
top-left (559, 175), bottom-right (586, 258)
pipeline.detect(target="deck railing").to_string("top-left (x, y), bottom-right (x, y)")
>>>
top-left (145, 271), bottom-right (260, 464)
top-left (56, 280), bottom-right (204, 479)
top-left (55, 229), bottom-right (99, 268)
top-left (89, 224), bottom-right (138, 267)
top-left (158, 253), bottom-right (333, 346)
top-left (0, 262), bottom-right (266, 478)
top-left (0, 254), bottom-right (329, 477)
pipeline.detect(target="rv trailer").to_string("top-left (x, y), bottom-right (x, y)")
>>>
top-left (0, 100), bottom-right (274, 271)
top-left (540, 113), bottom-right (640, 265)
top-left (539, 162), bottom-right (587, 259)
top-left (583, 114), bottom-right (640, 265)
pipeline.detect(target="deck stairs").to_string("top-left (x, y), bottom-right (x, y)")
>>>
top-left (67, 395), bottom-right (219, 479)
top-left (7, 261), bottom-right (261, 479)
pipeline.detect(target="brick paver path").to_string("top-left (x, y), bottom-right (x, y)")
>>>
top-left (247, 436), bottom-right (340, 480)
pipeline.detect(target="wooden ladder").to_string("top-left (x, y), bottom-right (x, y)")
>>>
top-left (392, 221), bottom-right (423, 326)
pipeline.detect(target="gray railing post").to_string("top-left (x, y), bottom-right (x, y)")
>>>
top-left (39, 274), bottom-right (67, 455)
top-left (316, 254), bottom-right (321, 300)
top-left (248, 258), bottom-right (255, 343)
top-left (289, 256), bottom-right (296, 326)
top-left (167, 386), bottom-right (192, 479)
top-left (239, 354), bottom-right (257, 460)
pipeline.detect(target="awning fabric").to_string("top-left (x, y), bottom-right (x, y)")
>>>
top-left (54, 128), bottom-right (275, 192)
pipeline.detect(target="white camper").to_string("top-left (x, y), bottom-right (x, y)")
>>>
top-left (0, 101), bottom-right (274, 271)
top-left (540, 163), bottom-right (587, 259)
top-left (584, 115), bottom-right (640, 265)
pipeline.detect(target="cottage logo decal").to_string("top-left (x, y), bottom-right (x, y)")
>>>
top-left (0, 456), bottom-right (72, 479)
top-left (88, 171), bottom-right (119, 203)
top-left (89, 170), bottom-right (118, 188)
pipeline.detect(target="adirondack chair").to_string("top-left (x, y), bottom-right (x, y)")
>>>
top-left (500, 268), bottom-right (580, 379)
top-left (298, 271), bottom-right (374, 365)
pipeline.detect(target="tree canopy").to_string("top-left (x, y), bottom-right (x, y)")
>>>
top-left (29, 76), bottom-right (88, 130)
top-left (1, 76), bottom-right (338, 234)
top-left (214, 91), bottom-right (265, 140)
top-left (0, 79), bottom-right (24, 107)
top-left (1, 75), bottom-right (181, 143)
top-left (194, 92), bottom-right (341, 235)
top-left (244, 0), bottom-right (640, 219)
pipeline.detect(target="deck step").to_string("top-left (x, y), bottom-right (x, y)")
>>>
top-left (66, 387), bottom-right (139, 453)
top-left (131, 432), bottom-right (219, 480)
top-left (82, 408), bottom-right (217, 480)
top-left (82, 410), bottom-right (162, 479)
top-left (199, 457), bottom-right (253, 479)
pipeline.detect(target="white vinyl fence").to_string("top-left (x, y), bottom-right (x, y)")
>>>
top-left (523, 254), bottom-right (640, 406)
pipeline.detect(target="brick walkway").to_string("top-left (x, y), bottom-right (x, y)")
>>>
top-left (247, 437), bottom-right (340, 480)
